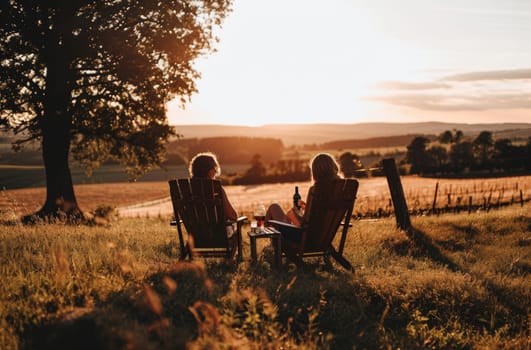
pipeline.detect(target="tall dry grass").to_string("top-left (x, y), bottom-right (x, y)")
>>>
top-left (0, 201), bottom-right (529, 349)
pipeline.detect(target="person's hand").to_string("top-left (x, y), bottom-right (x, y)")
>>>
top-left (299, 200), bottom-right (306, 210)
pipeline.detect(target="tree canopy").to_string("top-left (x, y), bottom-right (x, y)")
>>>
top-left (404, 130), bottom-right (530, 175)
top-left (0, 0), bottom-right (232, 219)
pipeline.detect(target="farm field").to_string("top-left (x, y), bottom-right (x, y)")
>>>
top-left (2, 175), bottom-right (530, 220)
top-left (0, 163), bottom-right (249, 190)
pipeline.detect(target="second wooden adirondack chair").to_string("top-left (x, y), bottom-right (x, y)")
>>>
top-left (169, 178), bottom-right (247, 262)
top-left (268, 178), bottom-right (359, 271)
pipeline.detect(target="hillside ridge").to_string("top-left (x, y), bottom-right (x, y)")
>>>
top-left (172, 122), bottom-right (531, 146)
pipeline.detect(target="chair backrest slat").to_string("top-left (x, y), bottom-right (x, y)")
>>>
top-left (190, 178), bottom-right (209, 224)
top-left (211, 180), bottom-right (224, 225)
top-left (305, 179), bottom-right (358, 251)
top-left (171, 178), bottom-right (227, 248)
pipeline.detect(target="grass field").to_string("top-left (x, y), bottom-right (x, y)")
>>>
top-left (1, 171), bottom-right (530, 348)
top-left (0, 201), bottom-right (529, 349)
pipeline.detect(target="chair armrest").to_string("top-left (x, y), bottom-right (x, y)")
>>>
top-left (268, 220), bottom-right (306, 255)
top-left (227, 216), bottom-right (248, 227)
top-left (267, 220), bottom-right (305, 239)
top-left (236, 216), bottom-right (248, 223)
top-left (267, 220), bottom-right (299, 230)
top-left (226, 216), bottom-right (248, 224)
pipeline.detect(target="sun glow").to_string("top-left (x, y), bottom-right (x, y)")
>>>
top-left (166, 1), bottom-right (423, 126)
top-left (167, 1), bottom-right (531, 126)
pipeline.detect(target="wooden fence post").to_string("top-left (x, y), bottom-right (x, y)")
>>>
top-left (432, 182), bottom-right (439, 214)
top-left (382, 158), bottom-right (411, 230)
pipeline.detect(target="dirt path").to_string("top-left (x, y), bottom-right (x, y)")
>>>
top-left (117, 182), bottom-right (310, 217)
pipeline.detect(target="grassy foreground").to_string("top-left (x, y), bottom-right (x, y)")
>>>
top-left (0, 205), bottom-right (530, 349)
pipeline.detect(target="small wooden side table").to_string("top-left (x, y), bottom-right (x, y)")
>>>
top-left (248, 227), bottom-right (282, 269)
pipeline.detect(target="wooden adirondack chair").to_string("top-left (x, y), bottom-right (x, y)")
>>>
top-left (169, 178), bottom-right (247, 261)
top-left (268, 178), bottom-right (359, 271)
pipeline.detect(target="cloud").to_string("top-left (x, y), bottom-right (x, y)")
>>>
top-left (368, 93), bottom-right (531, 111)
top-left (441, 68), bottom-right (531, 81)
top-left (375, 81), bottom-right (451, 90)
top-left (370, 68), bottom-right (531, 112)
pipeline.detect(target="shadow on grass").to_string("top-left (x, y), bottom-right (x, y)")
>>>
top-left (22, 261), bottom-right (238, 350)
top-left (401, 225), bottom-right (529, 331)
top-left (20, 258), bottom-right (389, 349)
top-left (18, 232), bottom-right (529, 349)
top-left (258, 263), bottom-right (388, 349)
top-left (405, 226), bottom-right (461, 272)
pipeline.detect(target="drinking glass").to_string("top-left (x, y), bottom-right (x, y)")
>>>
top-left (253, 204), bottom-right (266, 230)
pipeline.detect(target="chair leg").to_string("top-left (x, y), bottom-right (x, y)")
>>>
top-left (323, 255), bottom-right (334, 269)
top-left (180, 244), bottom-right (189, 260)
top-left (330, 249), bottom-right (354, 272)
top-left (227, 235), bottom-right (238, 260)
top-left (237, 232), bottom-right (243, 263)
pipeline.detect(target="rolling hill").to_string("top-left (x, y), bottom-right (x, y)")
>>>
top-left (172, 122), bottom-right (531, 146)
top-left (1, 121), bottom-right (530, 189)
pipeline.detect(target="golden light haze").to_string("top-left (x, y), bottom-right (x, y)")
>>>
top-left (168, 0), bottom-right (531, 126)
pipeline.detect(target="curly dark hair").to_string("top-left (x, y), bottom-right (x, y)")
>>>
top-left (189, 152), bottom-right (221, 178)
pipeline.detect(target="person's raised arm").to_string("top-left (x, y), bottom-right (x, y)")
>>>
top-left (286, 188), bottom-right (311, 227)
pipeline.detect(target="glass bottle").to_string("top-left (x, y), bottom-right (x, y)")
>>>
top-left (293, 186), bottom-right (301, 210)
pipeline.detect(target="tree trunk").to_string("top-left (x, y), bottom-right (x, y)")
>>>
top-left (35, 120), bottom-right (82, 220)
top-left (23, 124), bottom-right (82, 223)
top-left (24, 24), bottom-right (83, 222)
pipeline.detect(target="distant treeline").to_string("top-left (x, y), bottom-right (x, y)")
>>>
top-left (3, 131), bottom-right (529, 182)
top-left (232, 155), bottom-right (310, 185)
top-left (403, 130), bottom-right (531, 176)
top-left (164, 134), bottom-right (424, 167)
top-left (303, 134), bottom-right (433, 150)
top-left (228, 130), bottom-right (531, 185)
top-left (165, 137), bottom-right (284, 165)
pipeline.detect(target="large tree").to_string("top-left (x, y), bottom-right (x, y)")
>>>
top-left (405, 136), bottom-right (430, 175)
top-left (0, 0), bottom-right (231, 220)
top-left (449, 141), bottom-right (474, 173)
top-left (338, 151), bottom-right (363, 178)
top-left (472, 130), bottom-right (494, 170)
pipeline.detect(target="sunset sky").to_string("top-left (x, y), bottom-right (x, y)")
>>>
top-left (168, 0), bottom-right (531, 126)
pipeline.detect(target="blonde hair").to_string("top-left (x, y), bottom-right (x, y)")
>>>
top-left (189, 152), bottom-right (221, 178)
top-left (310, 153), bottom-right (341, 182)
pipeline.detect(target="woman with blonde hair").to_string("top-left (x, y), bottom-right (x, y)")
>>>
top-left (310, 152), bottom-right (341, 183)
top-left (265, 152), bottom-right (342, 228)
